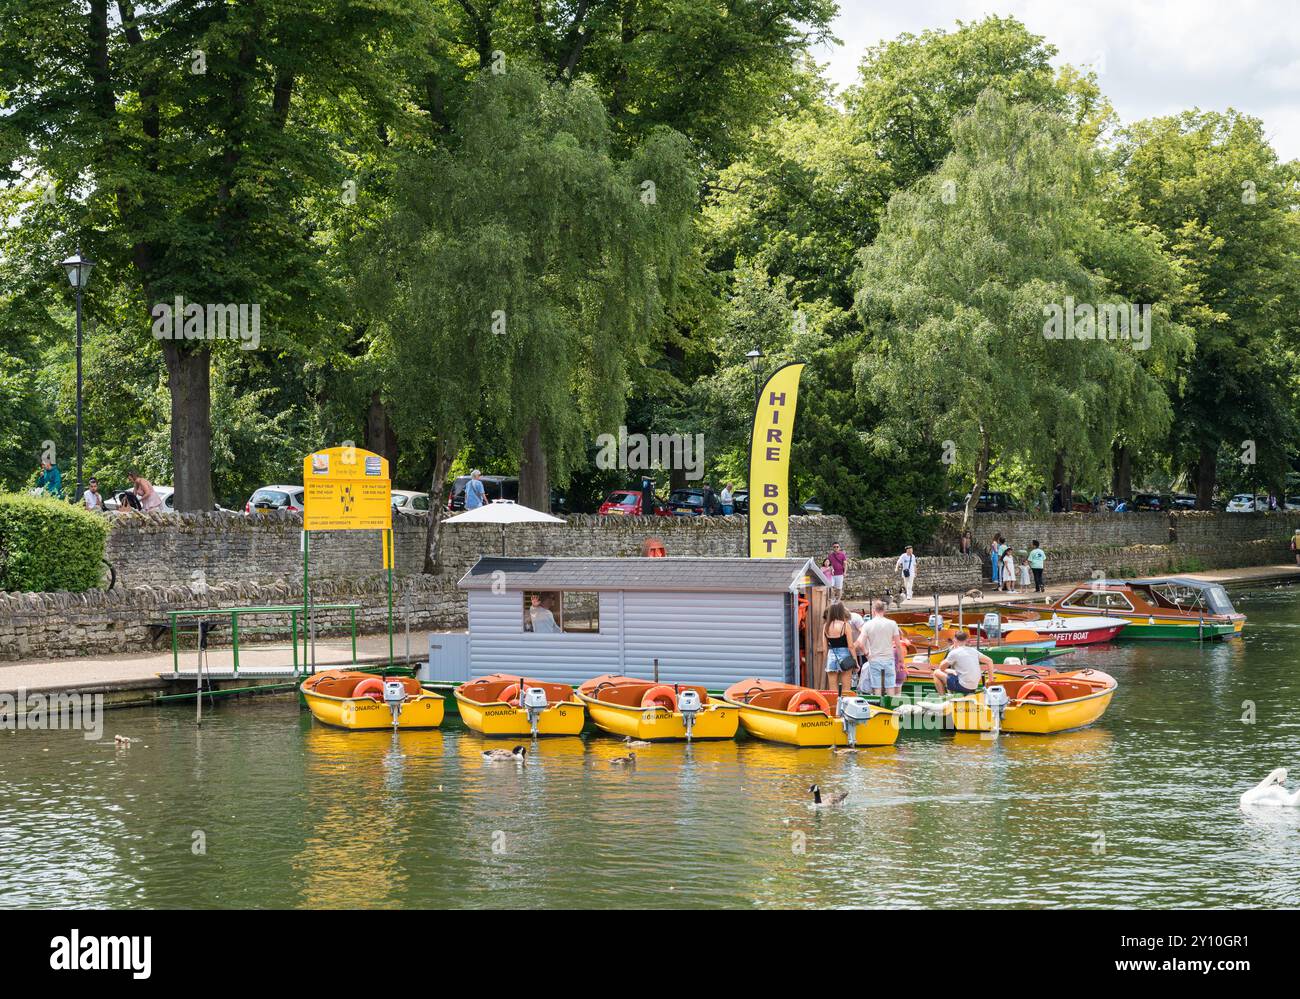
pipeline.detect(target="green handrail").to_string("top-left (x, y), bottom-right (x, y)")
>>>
top-left (168, 603), bottom-right (361, 675)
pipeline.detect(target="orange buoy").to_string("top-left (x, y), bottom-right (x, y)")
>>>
top-left (640, 685), bottom-right (677, 711)
top-left (499, 683), bottom-right (521, 706)
top-left (1017, 681), bottom-right (1058, 703)
top-left (353, 678), bottom-right (385, 701)
top-left (786, 689), bottom-right (831, 714)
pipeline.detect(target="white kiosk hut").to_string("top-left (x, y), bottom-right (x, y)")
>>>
top-left (442, 556), bottom-right (830, 688)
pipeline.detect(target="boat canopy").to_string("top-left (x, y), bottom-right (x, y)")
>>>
top-left (1099, 577), bottom-right (1239, 616)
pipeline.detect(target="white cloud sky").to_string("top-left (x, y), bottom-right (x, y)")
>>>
top-left (816, 0), bottom-right (1300, 161)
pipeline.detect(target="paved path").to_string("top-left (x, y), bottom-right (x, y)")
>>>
top-left (3, 564), bottom-right (1296, 696)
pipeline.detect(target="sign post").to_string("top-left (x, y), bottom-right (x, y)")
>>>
top-left (301, 446), bottom-right (393, 671)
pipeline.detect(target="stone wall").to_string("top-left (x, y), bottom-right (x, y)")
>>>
top-left (103, 510), bottom-right (859, 589)
top-left (0, 574), bottom-right (464, 662)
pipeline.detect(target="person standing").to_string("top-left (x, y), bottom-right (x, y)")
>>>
top-left (1028, 540), bottom-right (1046, 592)
top-left (856, 599), bottom-right (905, 697)
top-left (36, 457), bottom-right (63, 498)
top-left (823, 602), bottom-right (857, 696)
top-left (989, 534), bottom-right (1002, 588)
top-left (83, 477), bottom-right (104, 512)
top-left (895, 544), bottom-right (917, 601)
top-left (464, 469), bottom-right (487, 510)
top-left (959, 530), bottom-right (972, 555)
top-left (720, 482), bottom-right (734, 516)
top-left (127, 470), bottom-right (163, 512)
top-left (828, 542), bottom-right (847, 601)
top-left (1000, 544), bottom-right (1016, 593)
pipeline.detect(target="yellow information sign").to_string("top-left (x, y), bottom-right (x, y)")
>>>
top-left (302, 446), bottom-right (392, 532)
top-left (747, 361), bottom-right (805, 558)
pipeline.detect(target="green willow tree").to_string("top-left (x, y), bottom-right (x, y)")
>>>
top-left (854, 90), bottom-right (1189, 529)
top-left (360, 67), bottom-right (696, 564)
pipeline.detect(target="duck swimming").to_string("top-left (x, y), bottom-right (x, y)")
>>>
top-left (482, 745), bottom-right (527, 763)
top-left (809, 783), bottom-right (847, 808)
top-left (623, 737), bottom-right (651, 748)
top-left (1240, 768), bottom-right (1300, 808)
top-left (610, 752), bottom-right (636, 767)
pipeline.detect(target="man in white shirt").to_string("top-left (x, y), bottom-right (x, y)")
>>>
top-left (895, 545), bottom-right (917, 601)
top-left (854, 599), bottom-right (906, 695)
top-left (528, 594), bottom-right (561, 633)
top-left (933, 630), bottom-right (994, 695)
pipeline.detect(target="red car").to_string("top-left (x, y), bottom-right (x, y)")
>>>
top-left (598, 489), bottom-right (661, 516)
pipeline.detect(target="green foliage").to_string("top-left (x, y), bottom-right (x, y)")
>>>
top-left (0, 492), bottom-right (108, 593)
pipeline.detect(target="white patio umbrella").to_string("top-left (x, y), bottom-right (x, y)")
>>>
top-left (441, 499), bottom-right (565, 555)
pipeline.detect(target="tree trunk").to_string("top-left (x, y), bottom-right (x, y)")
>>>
top-left (1112, 443), bottom-right (1132, 500)
top-left (422, 439), bottom-right (456, 574)
top-left (519, 418), bottom-right (549, 511)
top-left (961, 427), bottom-right (991, 531)
top-left (161, 342), bottom-right (213, 511)
top-left (1195, 444), bottom-right (1217, 509)
top-left (365, 390), bottom-right (398, 469)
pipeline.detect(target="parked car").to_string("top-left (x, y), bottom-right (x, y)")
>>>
top-left (732, 489), bottom-right (749, 514)
top-left (1225, 493), bottom-right (1267, 513)
top-left (662, 486), bottom-right (721, 516)
top-left (391, 489), bottom-right (431, 512)
top-left (1285, 496), bottom-right (1300, 512)
top-left (245, 485), bottom-right (305, 514)
top-left (793, 497), bottom-right (824, 516)
top-left (446, 474), bottom-right (518, 510)
top-left (1170, 492), bottom-right (1197, 509)
top-left (1132, 493), bottom-right (1165, 511)
top-left (597, 489), bottom-right (661, 516)
top-left (948, 491), bottom-right (1023, 513)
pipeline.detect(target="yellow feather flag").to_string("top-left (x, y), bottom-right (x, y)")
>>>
top-left (747, 361), bottom-right (805, 558)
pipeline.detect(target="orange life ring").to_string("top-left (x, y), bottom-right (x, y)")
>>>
top-left (640, 685), bottom-right (677, 711)
top-left (786, 690), bottom-right (831, 714)
top-left (1017, 681), bottom-right (1058, 703)
top-left (353, 678), bottom-right (385, 701)
top-left (499, 683), bottom-right (521, 707)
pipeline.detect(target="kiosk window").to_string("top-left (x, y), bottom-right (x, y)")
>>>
top-left (522, 591), bottom-right (599, 634)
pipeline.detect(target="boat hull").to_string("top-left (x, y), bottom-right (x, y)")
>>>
top-left (577, 694), bottom-right (739, 741)
top-left (948, 688), bottom-right (1115, 734)
top-left (454, 691), bottom-right (585, 737)
top-left (303, 689), bottom-right (445, 730)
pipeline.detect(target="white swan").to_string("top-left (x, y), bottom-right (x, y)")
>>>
top-left (1240, 768), bottom-right (1300, 808)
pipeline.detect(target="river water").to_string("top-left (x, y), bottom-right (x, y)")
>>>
top-left (3, 584), bottom-right (1298, 909)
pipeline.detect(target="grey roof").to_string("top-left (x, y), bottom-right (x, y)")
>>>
top-left (458, 556), bottom-right (827, 593)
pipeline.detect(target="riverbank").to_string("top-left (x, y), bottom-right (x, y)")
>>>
top-left (3, 563), bottom-right (1295, 706)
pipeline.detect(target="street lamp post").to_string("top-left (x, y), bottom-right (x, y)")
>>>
top-left (60, 251), bottom-right (94, 501)
top-left (744, 347), bottom-right (763, 557)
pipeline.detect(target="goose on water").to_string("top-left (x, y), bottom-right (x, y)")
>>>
top-left (809, 783), bottom-right (848, 808)
top-left (1240, 768), bottom-right (1300, 808)
top-left (482, 745), bottom-right (527, 763)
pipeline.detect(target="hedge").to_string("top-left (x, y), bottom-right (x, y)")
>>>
top-left (0, 492), bottom-right (109, 593)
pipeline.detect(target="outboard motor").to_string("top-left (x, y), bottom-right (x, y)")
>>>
top-left (521, 686), bottom-right (550, 738)
top-left (837, 696), bottom-right (874, 748)
top-left (383, 679), bottom-right (408, 729)
top-left (982, 612), bottom-right (1002, 640)
top-left (984, 684), bottom-right (1009, 737)
top-left (677, 688), bottom-right (703, 741)
top-left (927, 613), bottom-right (945, 632)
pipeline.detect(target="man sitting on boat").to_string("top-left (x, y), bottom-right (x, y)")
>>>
top-left (932, 631), bottom-right (994, 696)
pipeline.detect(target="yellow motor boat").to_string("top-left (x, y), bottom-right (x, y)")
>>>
top-left (947, 671), bottom-right (1117, 735)
top-left (454, 674), bottom-right (585, 738)
top-left (577, 674), bottom-right (739, 741)
top-left (722, 678), bottom-right (899, 748)
top-left (301, 670), bottom-right (445, 730)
